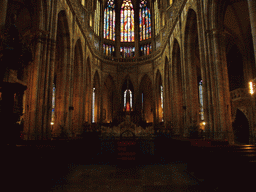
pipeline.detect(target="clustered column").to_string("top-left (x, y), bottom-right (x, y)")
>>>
top-left (248, 0), bottom-right (256, 65)
top-left (0, 0), bottom-right (8, 32)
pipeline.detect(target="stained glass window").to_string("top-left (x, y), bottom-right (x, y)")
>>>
top-left (51, 83), bottom-right (55, 125)
top-left (120, 46), bottom-right (135, 58)
top-left (199, 80), bottom-right (204, 121)
top-left (94, 0), bottom-right (100, 36)
top-left (160, 85), bottom-right (163, 122)
top-left (103, 44), bottom-right (115, 56)
top-left (121, 0), bottom-right (134, 42)
top-left (124, 89), bottom-right (132, 109)
top-left (154, 1), bottom-right (160, 35)
top-left (142, 93), bottom-right (144, 109)
top-left (140, 44), bottom-right (152, 56)
top-left (139, 0), bottom-right (151, 41)
top-left (92, 87), bottom-right (95, 123)
top-left (104, 0), bottom-right (115, 41)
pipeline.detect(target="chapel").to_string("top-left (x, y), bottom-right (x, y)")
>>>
top-left (1, 0), bottom-right (256, 191)
top-left (1, 0), bottom-right (256, 144)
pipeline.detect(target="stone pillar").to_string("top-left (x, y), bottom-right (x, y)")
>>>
top-left (0, 0), bottom-right (8, 32)
top-left (248, 0), bottom-right (256, 66)
top-left (210, 29), bottom-right (233, 142)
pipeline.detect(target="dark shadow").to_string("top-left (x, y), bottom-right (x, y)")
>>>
top-left (233, 109), bottom-right (249, 144)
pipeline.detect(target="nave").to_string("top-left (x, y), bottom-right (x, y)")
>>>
top-left (3, 136), bottom-right (256, 192)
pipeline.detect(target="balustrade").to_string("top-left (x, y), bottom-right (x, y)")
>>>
top-left (230, 88), bottom-right (250, 100)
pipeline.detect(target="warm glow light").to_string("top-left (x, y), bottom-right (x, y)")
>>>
top-left (51, 122), bottom-right (54, 125)
top-left (249, 81), bottom-right (254, 95)
top-left (202, 122), bottom-right (206, 125)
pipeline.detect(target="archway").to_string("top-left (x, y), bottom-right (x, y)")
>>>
top-left (122, 76), bottom-right (134, 112)
top-left (233, 109), bottom-right (249, 144)
top-left (172, 39), bottom-right (184, 135)
top-left (71, 39), bottom-right (83, 136)
top-left (103, 75), bottom-right (115, 123)
top-left (92, 71), bottom-right (100, 123)
top-left (139, 74), bottom-right (153, 124)
top-left (85, 57), bottom-right (91, 123)
top-left (155, 70), bottom-right (163, 123)
top-left (164, 57), bottom-right (170, 123)
top-left (184, 9), bottom-right (202, 128)
top-left (52, 10), bottom-right (70, 136)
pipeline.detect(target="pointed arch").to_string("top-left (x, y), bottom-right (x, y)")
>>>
top-left (233, 109), bottom-right (249, 144)
top-left (120, 0), bottom-right (134, 42)
top-left (92, 71), bottom-right (100, 123)
top-left (85, 57), bottom-right (92, 123)
top-left (164, 57), bottom-right (170, 122)
top-left (103, 75), bottom-right (115, 123)
top-left (121, 75), bottom-right (134, 110)
top-left (71, 39), bottom-right (84, 136)
top-left (184, 9), bottom-right (201, 127)
top-left (172, 38), bottom-right (184, 135)
top-left (139, 74), bottom-right (153, 123)
top-left (155, 70), bottom-right (163, 123)
top-left (52, 10), bottom-right (71, 136)
top-left (104, 0), bottom-right (116, 41)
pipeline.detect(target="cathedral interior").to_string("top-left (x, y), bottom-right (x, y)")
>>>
top-left (1, 0), bottom-right (256, 191)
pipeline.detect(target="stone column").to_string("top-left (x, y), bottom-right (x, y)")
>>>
top-left (248, 0), bottom-right (256, 66)
top-left (0, 0), bottom-right (8, 32)
top-left (210, 29), bottom-right (233, 141)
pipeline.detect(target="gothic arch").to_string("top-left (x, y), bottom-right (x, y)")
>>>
top-left (103, 75), bottom-right (115, 123)
top-left (85, 57), bottom-right (92, 123)
top-left (92, 71), bottom-right (100, 123)
top-left (155, 70), bottom-right (163, 123)
top-left (172, 38), bottom-right (183, 134)
top-left (164, 57), bottom-right (170, 122)
top-left (184, 8), bottom-right (202, 127)
top-left (71, 39), bottom-right (84, 136)
top-left (233, 109), bottom-right (250, 144)
top-left (121, 75), bottom-right (134, 109)
top-left (52, 10), bottom-right (71, 135)
top-left (139, 74), bottom-right (153, 123)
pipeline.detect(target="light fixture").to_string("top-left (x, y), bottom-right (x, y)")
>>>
top-left (249, 81), bottom-right (254, 95)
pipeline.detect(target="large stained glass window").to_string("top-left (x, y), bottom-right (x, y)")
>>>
top-left (120, 47), bottom-right (135, 58)
top-left (104, 0), bottom-right (115, 41)
top-left (94, 0), bottom-right (100, 36)
top-left (103, 44), bottom-right (115, 57)
top-left (121, 0), bottom-right (134, 42)
top-left (139, 0), bottom-right (151, 41)
top-left (154, 0), bottom-right (160, 35)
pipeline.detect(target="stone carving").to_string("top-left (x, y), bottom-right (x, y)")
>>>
top-left (101, 115), bottom-right (154, 137)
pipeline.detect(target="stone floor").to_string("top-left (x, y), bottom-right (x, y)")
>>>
top-left (3, 143), bottom-right (251, 192)
top-left (48, 163), bottom-right (206, 192)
